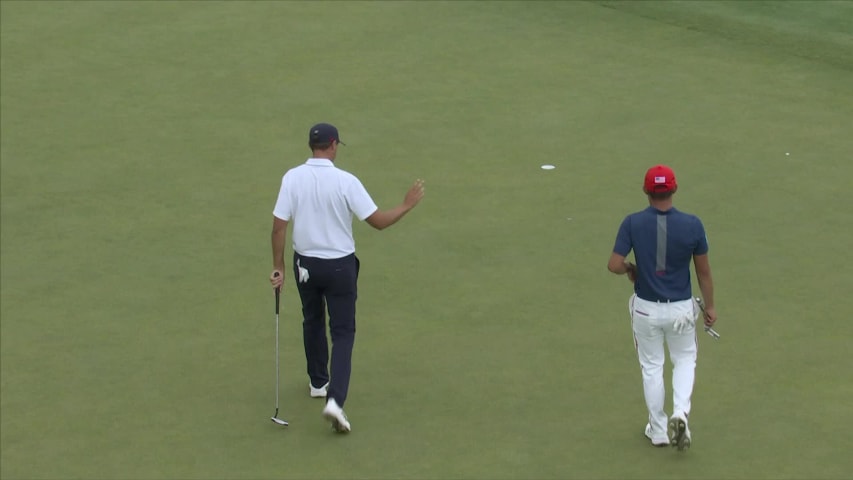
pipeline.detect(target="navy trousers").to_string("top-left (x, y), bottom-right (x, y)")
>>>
top-left (292, 252), bottom-right (359, 407)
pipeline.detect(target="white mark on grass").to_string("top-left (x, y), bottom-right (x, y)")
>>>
top-left (541, 164), bottom-right (556, 170)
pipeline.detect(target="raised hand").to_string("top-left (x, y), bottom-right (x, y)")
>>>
top-left (404, 179), bottom-right (425, 209)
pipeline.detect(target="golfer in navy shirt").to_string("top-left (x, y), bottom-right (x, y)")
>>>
top-left (608, 165), bottom-right (717, 451)
top-left (270, 123), bottom-right (425, 433)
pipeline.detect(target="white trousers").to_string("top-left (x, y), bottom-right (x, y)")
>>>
top-left (629, 294), bottom-right (698, 437)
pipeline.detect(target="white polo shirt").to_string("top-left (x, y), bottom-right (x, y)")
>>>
top-left (273, 158), bottom-right (378, 259)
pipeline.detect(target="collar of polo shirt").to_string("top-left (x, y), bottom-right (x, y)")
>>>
top-left (306, 158), bottom-right (334, 166)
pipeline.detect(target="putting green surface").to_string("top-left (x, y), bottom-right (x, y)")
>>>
top-left (2, 1), bottom-right (851, 479)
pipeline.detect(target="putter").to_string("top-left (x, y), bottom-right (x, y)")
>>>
top-left (271, 272), bottom-right (288, 426)
top-left (694, 297), bottom-right (720, 339)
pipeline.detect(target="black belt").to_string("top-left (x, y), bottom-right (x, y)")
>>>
top-left (638, 296), bottom-right (691, 303)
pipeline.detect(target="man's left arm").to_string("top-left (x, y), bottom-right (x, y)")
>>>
top-left (608, 252), bottom-right (636, 282)
top-left (608, 217), bottom-right (636, 282)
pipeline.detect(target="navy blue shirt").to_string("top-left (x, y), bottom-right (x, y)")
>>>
top-left (613, 206), bottom-right (708, 302)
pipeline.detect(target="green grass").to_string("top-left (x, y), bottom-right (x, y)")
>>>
top-left (2, 1), bottom-right (852, 479)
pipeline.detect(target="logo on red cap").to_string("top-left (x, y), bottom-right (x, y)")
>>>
top-left (644, 165), bottom-right (677, 193)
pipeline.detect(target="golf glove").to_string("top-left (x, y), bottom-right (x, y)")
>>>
top-left (296, 259), bottom-right (310, 284)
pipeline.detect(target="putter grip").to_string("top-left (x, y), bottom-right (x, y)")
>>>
top-left (274, 272), bottom-right (281, 314)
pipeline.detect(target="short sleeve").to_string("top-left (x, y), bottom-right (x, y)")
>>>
top-left (347, 177), bottom-right (379, 221)
top-left (694, 217), bottom-right (709, 255)
top-left (272, 175), bottom-right (291, 221)
top-left (613, 216), bottom-right (632, 256)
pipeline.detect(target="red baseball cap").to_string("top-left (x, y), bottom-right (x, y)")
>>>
top-left (643, 165), bottom-right (677, 193)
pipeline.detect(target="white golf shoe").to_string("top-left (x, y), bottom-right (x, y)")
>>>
top-left (309, 382), bottom-right (329, 398)
top-left (668, 414), bottom-right (691, 451)
top-left (645, 423), bottom-right (670, 447)
top-left (322, 398), bottom-right (351, 433)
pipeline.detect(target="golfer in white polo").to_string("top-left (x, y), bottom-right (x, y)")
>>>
top-left (270, 123), bottom-right (425, 433)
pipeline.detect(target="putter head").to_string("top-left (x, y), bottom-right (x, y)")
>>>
top-left (704, 326), bottom-right (721, 339)
top-left (271, 417), bottom-right (289, 426)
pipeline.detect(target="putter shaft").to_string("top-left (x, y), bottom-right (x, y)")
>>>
top-left (271, 278), bottom-right (287, 426)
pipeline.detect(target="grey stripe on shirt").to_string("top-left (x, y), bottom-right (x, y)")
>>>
top-left (656, 214), bottom-right (667, 273)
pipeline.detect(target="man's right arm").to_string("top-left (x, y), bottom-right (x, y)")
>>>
top-left (270, 216), bottom-right (288, 289)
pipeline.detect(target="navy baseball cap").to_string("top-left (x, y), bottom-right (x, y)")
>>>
top-left (308, 123), bottom-right (345, 146)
